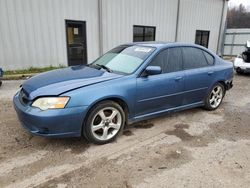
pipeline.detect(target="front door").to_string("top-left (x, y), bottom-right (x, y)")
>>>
top-left (66, 20), bottom-right (87, 66)
top-left (135, 47), bottom-right (185, 117)
top-left (136, 72), bottom-right (185, 117)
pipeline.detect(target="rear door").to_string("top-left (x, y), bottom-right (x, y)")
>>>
top-left (136, 47), bottom-right (185, 117)
top-left (182, 47), bottom-right (215, 105)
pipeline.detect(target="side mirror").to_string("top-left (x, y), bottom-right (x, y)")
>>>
top-left (145, 66), bottom-right (162, 76)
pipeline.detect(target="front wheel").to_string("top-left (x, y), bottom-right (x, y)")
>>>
top-left (204, 83), bottom-right (225, 111)
top-left (83, 101), bottom-right (125, 144)
top-left (236, 67), bottom-right (243, 74)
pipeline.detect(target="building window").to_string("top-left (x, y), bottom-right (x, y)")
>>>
top-left (133, 25), bottom-right (156, 42)
top-left (195, 30), bottom-right (210, 48)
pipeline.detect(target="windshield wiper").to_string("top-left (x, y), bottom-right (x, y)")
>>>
top-left (95, 64), bottom-right (113, 73)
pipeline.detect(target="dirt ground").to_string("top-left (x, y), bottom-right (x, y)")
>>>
top-left (0, 74), bottom-right (250, 188)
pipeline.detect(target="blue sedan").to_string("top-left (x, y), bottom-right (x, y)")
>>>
top-left (13, 42), bottom-right (233, 144)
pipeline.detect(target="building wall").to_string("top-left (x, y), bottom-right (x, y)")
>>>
top-left (0, 0), bottom-right (100, 70)
top-left (177, 0), bottom-right (225, 52)
top-left (223, 28), bottom-right (250, 56)
top-left (101, 0), bottom-right (179, 53)
top-left (0, 0), bottom-right (227, 70)
top-left (101, 0), bottom-right (226, 54)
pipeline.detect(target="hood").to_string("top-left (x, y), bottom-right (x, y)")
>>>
top-left (21, 65), bottom-right (123, 100)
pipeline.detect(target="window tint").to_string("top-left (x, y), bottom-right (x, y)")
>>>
top-left (149, 50), bottom-right (166, 69)
top-left (195, 30), bottom-right (210, 48)
top-left (133, 25), bottom-right (156, 42)
top-left (164, 48), bottom-right (182, 73)
top-left (203, 51), bottom-right (214, 66)
top-left (149, 48), bottom-right (183, 73)
top-left (182, 47), bottom-right (208, 69)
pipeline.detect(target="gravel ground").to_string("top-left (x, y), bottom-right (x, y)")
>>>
top-left (0, 74), bottom-right (250, 188)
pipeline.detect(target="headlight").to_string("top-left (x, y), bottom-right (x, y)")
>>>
top-left (32, 97), bottom-right (70, 110)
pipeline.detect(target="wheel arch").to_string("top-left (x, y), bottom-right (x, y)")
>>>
top-left (204, 80), bottom-right (226, 111)
top-left (218, 80), bottom-right (226, 91)
top-left (81, 96), bottom-right (130, 135)
top-left (206, 80), bottom-right (226, 100)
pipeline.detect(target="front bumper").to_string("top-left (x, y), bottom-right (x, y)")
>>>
top-left (234, 59), bottom-right (250, 73)
top-left (13, 92), bottom-right (88, 138)
top-left (234, 66), bottom-right (250, 73)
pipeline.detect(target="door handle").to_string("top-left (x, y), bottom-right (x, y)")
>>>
top-left (174, 76), bottom-right (183, 81)
top-left (208, 71), bottom-right (214, 75)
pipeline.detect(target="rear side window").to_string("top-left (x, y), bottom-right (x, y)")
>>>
top-left (182, 47), bottom-right (209, 69)
top-left (203, 51), bottom-right (214, 66)
top-left (149, 47), bottom-right (182, 74)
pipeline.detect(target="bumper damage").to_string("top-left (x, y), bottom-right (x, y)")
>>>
top-left (13, 92), bottom-right (88, 138)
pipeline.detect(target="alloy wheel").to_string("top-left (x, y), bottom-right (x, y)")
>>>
top-left (91, 107), bottom-right (122, 141)
top-left (209, 85), bottom-right (223, 108)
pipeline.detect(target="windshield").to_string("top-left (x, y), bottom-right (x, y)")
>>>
top-left (92, 45), bottom-right (155, 74)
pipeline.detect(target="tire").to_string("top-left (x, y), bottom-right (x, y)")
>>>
top-left (236, 67), bottom-right (243, 74)
top-left (83, 100), bottom-right (125, 144)
top-left (204, 83), bottom-right (225, 111)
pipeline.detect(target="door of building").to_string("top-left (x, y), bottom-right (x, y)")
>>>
top-left (66, 20), bottom-right (87, 66)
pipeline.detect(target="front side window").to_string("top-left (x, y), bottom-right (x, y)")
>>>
top-left (92, 45), bottom-right (155, 74)
top-left (149, 50), bottom-right (166, 70)
top-left (149, 47), bottom-right (183, 74)
top-left (133, 25), bottom-right (156, 42)
top-left (195, 30), bottom-right (210, 48)
top-left (164, 48), bottom-right (183, 73)
top-left (182, 47), bottom-right (210, 69)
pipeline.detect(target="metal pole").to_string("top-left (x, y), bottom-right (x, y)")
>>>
top-left (230, 32), bottom-right (236, 56)
top-left (221, 21), bottom-right (227, 56)
top-left (175, 0), bottom-right (180, 42)
top-left (217, 0), bottom-right (226, 54)
top-left (98, 0), bottom-right (103, 56)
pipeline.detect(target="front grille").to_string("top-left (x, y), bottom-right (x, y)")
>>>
top-left (19, 89), bottom-right (30, 105)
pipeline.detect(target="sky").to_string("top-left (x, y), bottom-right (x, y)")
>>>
top-left (228, 0), bottom-right (250, 9)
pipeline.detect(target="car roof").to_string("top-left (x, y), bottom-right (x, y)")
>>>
top-left (123, 41), bottom-right (216, 56)
top-left (125, 41), bottom-right (207, 50)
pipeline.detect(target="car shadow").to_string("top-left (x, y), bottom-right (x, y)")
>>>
top-left (23, 135), bottom-right (91, 154)
top-left (17, 107), bottom-right (206, 154)
top-left (124, 107), bottom-right (203, 132)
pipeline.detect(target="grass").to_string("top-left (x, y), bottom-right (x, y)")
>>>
top-left (4, 65), bottom-right (65, 76)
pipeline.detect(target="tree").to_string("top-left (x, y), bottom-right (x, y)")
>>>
top-left (227, 4), bottom-right (250, 28)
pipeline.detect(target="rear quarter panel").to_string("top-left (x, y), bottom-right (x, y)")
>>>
top-left (211, 57), bottom-right (234, 90)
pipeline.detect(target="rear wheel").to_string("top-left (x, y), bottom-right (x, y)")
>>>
top-left (204, 83), bottom-right (225, 111)
top-left (83, 101), bottom-right (125, 144)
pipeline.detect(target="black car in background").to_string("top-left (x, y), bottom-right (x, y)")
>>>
top-left (0, 68), bottom-right (3, 87)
